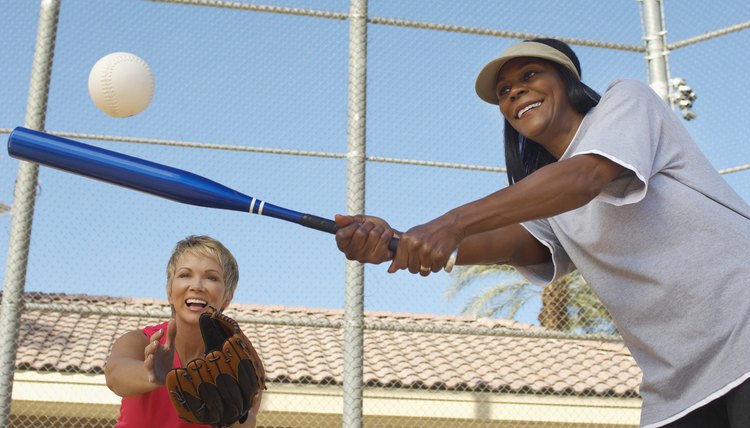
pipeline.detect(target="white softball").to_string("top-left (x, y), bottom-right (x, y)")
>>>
top-left (88, 52), bottom-right (154, 118)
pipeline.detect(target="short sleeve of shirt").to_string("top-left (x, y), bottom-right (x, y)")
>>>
top-left (565, 79), bottom-right (664, 206)
top-left (516, 218), bottom-right (576, 286)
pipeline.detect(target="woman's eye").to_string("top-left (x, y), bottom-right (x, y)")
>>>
top-left (178, 273), bottom-right (189, 278)
top-left (497, 86), bottom-right (510, 97)
top-left (523, 70), bottom-right (538, 80)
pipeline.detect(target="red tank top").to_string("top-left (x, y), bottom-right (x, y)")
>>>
top-left (114, 322), bottom-right (211, 428)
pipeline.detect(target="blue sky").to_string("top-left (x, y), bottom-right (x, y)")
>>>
top-left (1, 0), bottom-right (748, 323)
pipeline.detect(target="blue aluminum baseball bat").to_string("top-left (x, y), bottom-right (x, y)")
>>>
top-left (7, 126), bottom-right (399, 250)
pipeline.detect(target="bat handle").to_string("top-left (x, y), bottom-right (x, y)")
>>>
top-left (444, 249), bottom-right (458, 273)
top-left (302, 214), bottom-right (457, 272)
top-left (300, 213), bottom-right (400, 251)
top-left (299, 214), bottom-right (340, 234)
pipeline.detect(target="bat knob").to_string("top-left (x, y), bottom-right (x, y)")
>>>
top-left (444, 249), bottom-right (458, 273)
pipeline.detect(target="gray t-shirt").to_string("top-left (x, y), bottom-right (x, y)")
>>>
top-left (517, 79), bottom-right (750, 427)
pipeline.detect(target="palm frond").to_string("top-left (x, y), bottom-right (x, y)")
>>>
top-left (446, 264), bottom-right (617, 334)
top-left (444, 264), bottom-right (521, 302)
top-left (460, 280), bottom-right (536, 319)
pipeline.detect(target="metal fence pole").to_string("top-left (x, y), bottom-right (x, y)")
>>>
top-left (0, 0), bottom-right (60, 426)
top-left (639, 0), bottom-right (670, 101)
top-left (343, 0), bottom-right (368, 427)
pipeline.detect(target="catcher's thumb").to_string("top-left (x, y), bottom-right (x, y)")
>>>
top-left (165, 319), bottom-right (177, 350)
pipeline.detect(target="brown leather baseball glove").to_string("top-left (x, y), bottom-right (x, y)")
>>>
top-left (166, 307), bottom-right (265, 427)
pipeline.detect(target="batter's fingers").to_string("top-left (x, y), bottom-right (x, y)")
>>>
top-left (350, 221), bottom-right (376, 247)
top-left (417, 246), bottom-right (436, 276)
top-left (408, 241), bottom-right (431, 275)
top-left (366, 224), bottom-right (392, 257)
top-left (375, 229), bottom-right (396, 259)
top-left (343, 222), bottom-right (376, 262)
top-left (387, 240), bottom-right (403, 273)
top-left (419, 263), bottom-right (432, 276)
top-left (419, 246), bottom-right (453, 274)
top-left (389, 237), bottom-right (412, 273)
top-left (387, 243), bottom-right (406, 273)
top-left (408, 258), bottom-right (424, 275)
top-left (334, 226), bottom-right (355, 251)
top-left (334, 217), bottom-right (367, 253)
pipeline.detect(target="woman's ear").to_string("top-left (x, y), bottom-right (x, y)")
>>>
top-left (166, 282), bottom-right (174, 305)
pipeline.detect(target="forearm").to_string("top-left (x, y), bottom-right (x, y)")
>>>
top-left (456, 224), bottom-right (550, 267)
top-left (105, 358), bottom-right (161, 397)
top-left (449, 155), bottom-right (619, 238)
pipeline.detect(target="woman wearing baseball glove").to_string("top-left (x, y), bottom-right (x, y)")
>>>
top-left (106, 235), bottom-right (265, 428)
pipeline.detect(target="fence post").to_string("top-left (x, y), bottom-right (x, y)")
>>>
top-left (639, 0), bottom-right (670, 102)
top-left (343, 0), bottom-right (368, 427)
top-left (0, 0), bottom-right (60, 426)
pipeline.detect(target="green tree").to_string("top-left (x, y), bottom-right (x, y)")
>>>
top-left (445, 265), bottom-right (617, 335)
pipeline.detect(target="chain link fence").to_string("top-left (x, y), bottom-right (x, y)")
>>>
top-left (1, 0), bottom-right (748, 427)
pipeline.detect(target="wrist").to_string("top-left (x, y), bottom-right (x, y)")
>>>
top-left (442, 209), bottom-right (466, 242)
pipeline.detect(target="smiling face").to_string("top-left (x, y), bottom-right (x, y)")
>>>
top-left (167, 251), bottom-right (231, 323)
top-left (164, 235), bottom-right (239, 319)
top-left (495, 57), bottom-right (583, 156)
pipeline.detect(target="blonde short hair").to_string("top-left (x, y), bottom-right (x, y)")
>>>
top-left (166, 235), bottom-right (239, 314)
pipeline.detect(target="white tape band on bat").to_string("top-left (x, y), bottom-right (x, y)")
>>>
top-left (258, 201), bottom-right (265, 215)
top-left (444, 249), bottom-right (458, 273)
top-left (250, 197), bottom-right (257, 214)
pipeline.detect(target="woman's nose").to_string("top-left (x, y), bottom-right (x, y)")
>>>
top-left (189, 280), bottom-right (206, 291)
top-left (510, 85), bottom-right (527, 100)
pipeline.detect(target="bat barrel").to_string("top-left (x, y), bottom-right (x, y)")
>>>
top-left (7, 127), bottom-right (253, 213)
top-left (6, 128), bottom-right (408, 258)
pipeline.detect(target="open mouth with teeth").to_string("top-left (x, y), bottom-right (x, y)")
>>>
top-left (185, 298), bottom-right (208, 310)
top-left (517, 101), bottom-right (542, 119)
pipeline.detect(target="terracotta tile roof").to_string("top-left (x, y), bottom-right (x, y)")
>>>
top-left (8, 292), bottom-right (641, 397)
